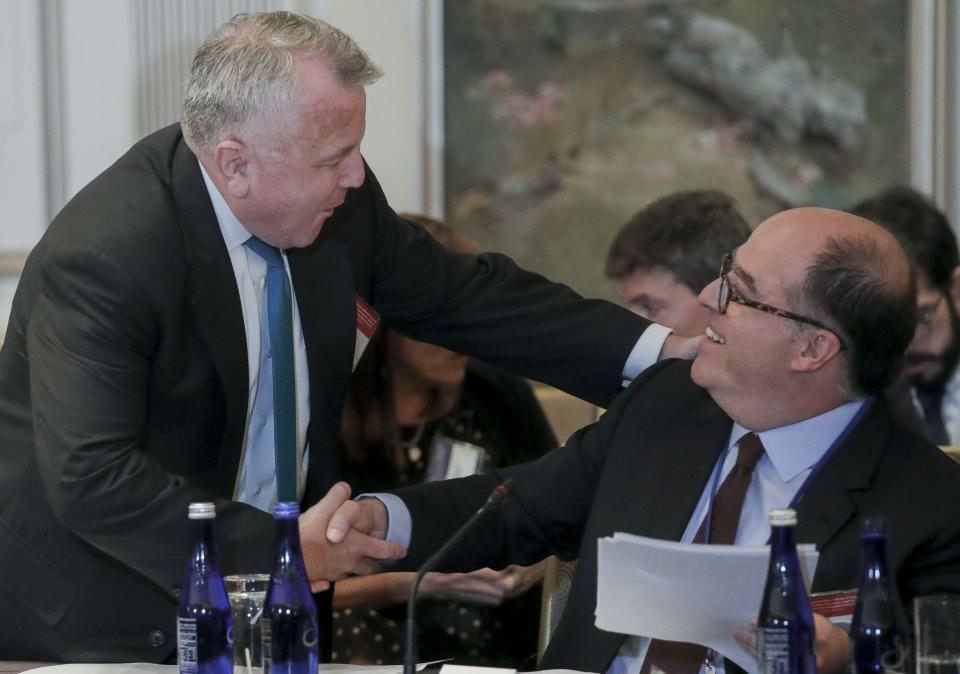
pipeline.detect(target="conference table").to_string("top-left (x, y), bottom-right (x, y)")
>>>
top-left (2, 663), bottom-right (589, 674)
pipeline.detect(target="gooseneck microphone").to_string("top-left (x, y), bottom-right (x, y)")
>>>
top-left (403, 479), bottom-right (514, 674)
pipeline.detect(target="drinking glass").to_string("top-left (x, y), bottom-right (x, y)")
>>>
top-left (225, 573), bottom-right (270, 673)
top-left (915, 595), bottom-right (960, 674)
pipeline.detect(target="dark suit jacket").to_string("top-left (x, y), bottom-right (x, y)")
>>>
top-left (395, 359), bottom-right (960, 673)
top-left (0, 124), bottom-right (648, 661)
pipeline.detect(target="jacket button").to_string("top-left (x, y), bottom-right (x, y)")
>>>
top-left (149, 629), bottom-right (166, 647)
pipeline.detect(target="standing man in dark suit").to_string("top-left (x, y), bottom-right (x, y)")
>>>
top-left (0, 11), bottom-right (692, 663)
top-left (331, 207), bottom-right (960, 673)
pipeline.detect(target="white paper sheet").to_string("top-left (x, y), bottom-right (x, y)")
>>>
top-left (595, 533), bottom-right (819, 674)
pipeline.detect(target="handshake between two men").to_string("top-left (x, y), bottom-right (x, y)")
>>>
top-left (296, 482), bottom-right (398, 592)
top-left (299, 480), bottom-right (856, 674)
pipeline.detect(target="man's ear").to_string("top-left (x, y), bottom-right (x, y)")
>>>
top-left (791, 330), bottom-right (843, 373)
top-left (211, 139), bottom-right (251, 198)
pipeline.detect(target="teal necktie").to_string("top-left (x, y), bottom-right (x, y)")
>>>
top-left (244, 236), bottom-right (298, 502)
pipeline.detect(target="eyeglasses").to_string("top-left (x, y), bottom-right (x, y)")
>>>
top-left (917, 295), bottom-right (944, 330)
top-left (718, 253), bottom-right (846, 350)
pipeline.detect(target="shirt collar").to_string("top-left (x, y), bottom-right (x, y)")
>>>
top-left (198, 160), bottom-right (253, 252)
top-left (729, 399), bottom-right (867, 483)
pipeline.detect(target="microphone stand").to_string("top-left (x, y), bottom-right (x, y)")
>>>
top-left (403, 480), bottom-right (513, 674)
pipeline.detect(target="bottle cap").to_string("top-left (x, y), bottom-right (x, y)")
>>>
top-left (862, 516), bottom-right (886, 537)
top-left (274, 501), bottom-right (300, 519)
top-left (188, 502), bottom-right (216, 519)
top-left (769, 508), bottom-right (797, 526)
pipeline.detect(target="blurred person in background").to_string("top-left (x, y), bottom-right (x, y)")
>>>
top-left (852, 186), bottom-right (960, 445)
top-left (606, 190), bottom-right (751, 336)
top-left (332, 215), bottom-right (556, 667)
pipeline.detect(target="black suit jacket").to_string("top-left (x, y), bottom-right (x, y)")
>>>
top-left (395, 359), bottom-right (960, 673)
top-left (0, 124), bottom-right (648, 661)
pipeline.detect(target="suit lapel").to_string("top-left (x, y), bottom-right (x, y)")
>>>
top-left (625, 398), bottom-right (733, 541)
top-left (796, 399), bottom-right (889, 555)
top-left (549, 387), bottom-right (733, 673)
top-left (171, 138), bottom-right (249, 496)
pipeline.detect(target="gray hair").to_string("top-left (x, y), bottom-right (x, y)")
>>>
top-left (182, 11), bottom-right (382, 154)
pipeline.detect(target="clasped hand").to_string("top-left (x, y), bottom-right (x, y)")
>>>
top-left (297, 482), bottom-right (404, 592)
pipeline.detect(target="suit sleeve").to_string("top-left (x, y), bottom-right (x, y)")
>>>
top-left (27, 244), bottom-right (274, 595)
top-left (389, 365), bottom-right (665, 572)
top-left (897, 454), bottom-right (960, 603)
top-left (355, 168), bottom-right (650, 408)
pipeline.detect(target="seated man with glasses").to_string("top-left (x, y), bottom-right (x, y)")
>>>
top-left (327, 207), bottom-right (960, 674)
top-left (852, 186), bottom-right (960, 446)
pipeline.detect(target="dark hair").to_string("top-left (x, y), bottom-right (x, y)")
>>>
top-left (803, 235), bottom-right (917, 395)
top-left (339, 214), bottom-right (477, 483)
top-left (851, 186), bottom-right (958, 291)
top-left (605, 190), bottom-right (751, 293)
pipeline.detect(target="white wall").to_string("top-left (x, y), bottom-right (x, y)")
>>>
top-left (60, 1), bottom-right (140, 199)
top-left (1, 1), bottom-right (46, 251)
top-left (307, 0), bottom-right (428, 214)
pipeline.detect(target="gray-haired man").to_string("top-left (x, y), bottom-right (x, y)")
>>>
top-left (0, 11), bottom-right (690, 661)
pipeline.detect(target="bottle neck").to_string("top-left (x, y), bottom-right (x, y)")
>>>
top-left (769, 523), bottom-right (797, 554)
top-left (190, 517), bottom-right (218, 566)
top-left (274, 515), bottom-right (305, 569)
top-left (859, 534), bottom-right (889, 584)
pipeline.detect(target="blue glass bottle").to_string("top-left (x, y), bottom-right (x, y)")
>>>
top-left (851, 518), bottom-right (909, 674)
top-left (178, 502), bottom-right (233, 674)
top-left (263, 501), bottom-right (319, 674)
top-left (757, 508), bottom-right (815, 674)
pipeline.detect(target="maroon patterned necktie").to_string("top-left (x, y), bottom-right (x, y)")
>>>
top-left (638, 433), bottom-right (766, 674)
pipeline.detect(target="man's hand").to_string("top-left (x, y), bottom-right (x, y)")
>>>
top-left (734, 613), bottom-right (852, 674)
top-left (298, 482), bottom-right (405, 592)
top-left (813, 613), bottom-right (852, 673)
top-left (733, 616), bottom-right (758, 659)
top-left (326, 491), bottom-right (391, 542)
top-left (421, 560), bottom-right (547, 606)
top-left (659, 333), bottom-right (701, 361)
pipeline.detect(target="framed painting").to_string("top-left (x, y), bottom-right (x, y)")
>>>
top-left (442, 0), bottom-right (909, 300)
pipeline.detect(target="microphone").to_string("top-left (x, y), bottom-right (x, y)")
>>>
top-left (403, 479), bottom-right (514, 674)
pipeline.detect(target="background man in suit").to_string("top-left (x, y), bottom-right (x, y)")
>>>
top-left (0, 11), bottom-right (694, 662)
top-left (330, 207), bottom-right (960, 673)
top-left (605, 189), bottom-right (751, 335)
top-left (852, 186), bottom-right (960, 446)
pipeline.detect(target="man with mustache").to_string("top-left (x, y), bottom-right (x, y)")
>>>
top-left (852, 186), bottom-right (960, 445)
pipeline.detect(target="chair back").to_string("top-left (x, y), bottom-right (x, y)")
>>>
top-left (537, 556), bottom-right (578, 659)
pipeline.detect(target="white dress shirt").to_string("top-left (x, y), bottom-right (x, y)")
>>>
top-left (199, 163), bottom-right (311, 512)
top-left (910, 366), bottom-right (960, 445)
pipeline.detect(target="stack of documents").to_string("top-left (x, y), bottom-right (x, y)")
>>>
top-left (595, 533), bottom-right (818, 674)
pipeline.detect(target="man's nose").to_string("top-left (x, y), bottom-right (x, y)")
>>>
top-left (907, 325), bottom-right (928, 352)
top-left (698, 277), bottom-right (721, 312)
top-left (339, 148), bottom-right (365, 189)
